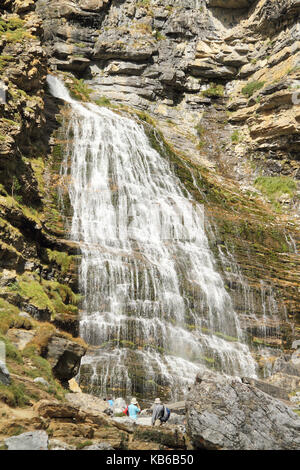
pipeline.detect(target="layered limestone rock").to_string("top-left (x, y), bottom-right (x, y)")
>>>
top-left (0, 4), bottom-right (82, 331)
top-left (186, 370), bottom-right (300, 450)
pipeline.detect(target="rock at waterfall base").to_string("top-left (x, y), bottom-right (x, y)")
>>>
top-left (186, 371), bottom-right (300, 450)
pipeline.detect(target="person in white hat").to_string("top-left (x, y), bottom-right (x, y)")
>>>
top-left (151, 397), bottom-right (165, 426)
top-left (128, 397), bottom-right (141, 421)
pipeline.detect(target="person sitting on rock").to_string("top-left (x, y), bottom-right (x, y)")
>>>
top-left (151, 397), bottom-right (165, 426)
top-left (128, 398), bottom-right (141, 421)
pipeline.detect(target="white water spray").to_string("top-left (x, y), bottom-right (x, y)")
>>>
top-left (47, 75), bottom-right (257, 400)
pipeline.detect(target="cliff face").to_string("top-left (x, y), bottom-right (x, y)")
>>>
top-left (0, 0), bottom-right (86, 408)
top-left (0, 0), bottom-right (300, 404)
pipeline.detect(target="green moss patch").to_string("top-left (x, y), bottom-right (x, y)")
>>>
top-left (0, 299), bottom-right (33, 334)
top-left (254, 176), bottom-right (297, 205)
top-left (202, 84), bottom-right (224, 98)
top-left (94, 96), bottom-right (111, 107)
top-left (7, 273), bottom-right (81, 318)
top-left (0, 16), bottom-right (34, 44)
top-left (242, 81), bottom-right (265, 97)
top-left (66, 78), bottom-right (93, 102)
top-left (0, 334), bottom-right (23, 364)
top-left (0, 383), bottom-right (31, 407)
top-left (46, 249), bottom-right (75, 274)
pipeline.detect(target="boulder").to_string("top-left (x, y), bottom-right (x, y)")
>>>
top-left (34, 399), bottom-right (80, 419)
top-left (68, 377), bottom-right (82, 393)
top-left (5, 430), bottom-right (49, 450)
top-left (186, 371), bottom-right (300, 450)
top-left (6, 329), bottom-right (35, 350)
top-left (0, 360), bottom-right (10, 386)
top-left (83, 442), bottom-right (114, 450)
top-left (45, 335), bottom-right (86, 384)
top-left (132, 425), bottom-right (186, 449)
top-left (79, 0), bottom-right (110, 12)
top-left (33, 377), bottom-right (50, 388)
top-left (48, 439), bottom-right (76, 450)
top-left (65, 392), bottom-right (107, 414)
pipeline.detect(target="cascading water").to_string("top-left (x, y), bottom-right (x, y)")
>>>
top-left (47, 75), bottom-right (257, 401)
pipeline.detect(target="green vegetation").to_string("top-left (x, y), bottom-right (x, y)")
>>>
top-left (195, 123), bottom-right (206, 150)
top-left (136, 0), bottom-right (151, 6)
top-left (254, 176), bottom-right (297, 205)
top-left (202, 84), bottom-right (224, 98)
top-left (136, 110), bottom-right (156, 127)
top-left (0, 333), bottom-right (66, 405)
top-left (242, 80), bottom-right (265, 97)
top-left (196, 140), bottom-right (205, 150)
top-left (11, 176), bottom-right (22, 203)
top-left (94, 96), bottom-right (111, 107)
top-left (9, 277), bottom-right (54, 312)
top-left (8, 273), bottom-right (81, 318)
top-left (195, 123), bottom-right (205, 138)
top-left (0, 383), bottom-right (31, 407)
top-left (231, 130), bottom-right (240, 144)
top-left (67, 78), bottom-right (93, 102)
top-left (46, 249), bottom-right (75, 274)
top-left (22, 344), bottom-right (65, 400)
top-left (0, 299), bottom-right (32, 334)
top-left (0, 16), bottom-right (34, 43)
top-left (0, 333), bottom-right (23, 364)
top-left (76, 441), bottom-right (93, 449)
top-left (0, 54), bottom-right (13, 71)
top-left (154, 31), bottom-right (166, 41)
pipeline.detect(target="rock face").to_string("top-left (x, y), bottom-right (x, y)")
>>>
top-left (0, 361), bottom-right (11, 386)
top-left (45, 334), bottom-right (86, 384)
top-left (32, 0), bottom-right (300, 350)
top-left (0, 0), bottom-right (299, 411)
top-left (207, 0), bottom-right (255, 7)
top-left (186, 371), bottom-right (300, 450)
top-left (5, 430), bottom-right (49, 450)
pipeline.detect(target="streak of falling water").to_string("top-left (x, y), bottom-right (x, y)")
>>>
top-left (47, 75), bottom-right (257, 400)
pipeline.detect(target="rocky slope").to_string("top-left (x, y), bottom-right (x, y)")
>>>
top-left (0, 0), bottom-right (300, 449)
top-left (0, 391), bottom-right (186, 450)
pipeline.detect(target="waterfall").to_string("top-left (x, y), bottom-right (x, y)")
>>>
top-left (47, 75), bottom-right (257, 401)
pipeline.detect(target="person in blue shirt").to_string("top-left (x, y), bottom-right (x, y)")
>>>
top-left (107, 398), bottom-right (114, 407)
top-left (128, 398), bottom-right (141, 421)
